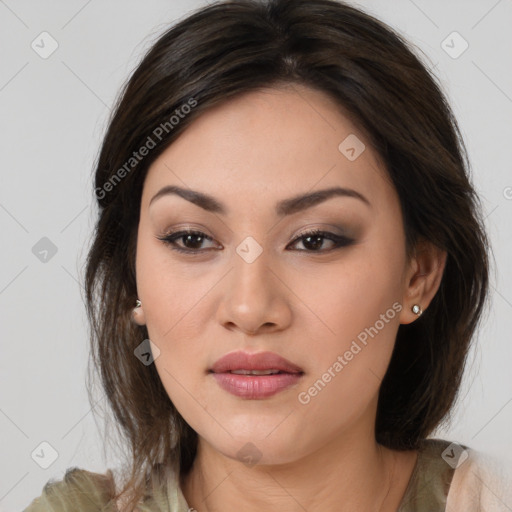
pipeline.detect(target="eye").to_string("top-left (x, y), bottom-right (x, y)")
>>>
top-left (156, 229), bottom-right (219, 254)
top-left (157, 228), bottom-right (354, 254)
top-left (287, 228), bottom-right (354, 252)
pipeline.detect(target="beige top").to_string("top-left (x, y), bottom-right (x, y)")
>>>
top-left (24, 438), bottom-right (512, 511)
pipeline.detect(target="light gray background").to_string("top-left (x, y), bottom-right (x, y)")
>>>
top-left (1, 1), bottom-right (511, 510)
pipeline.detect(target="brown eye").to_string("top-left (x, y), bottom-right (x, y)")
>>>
top-left (287, 229), bottom-right (354, 252)
top-left (157, 229), bottom-right (218, 253)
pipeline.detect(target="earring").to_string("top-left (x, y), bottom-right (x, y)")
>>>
top-left (412, 304), bottom-right (422, 316)
top-left (135, 299), bottom-right (142, 308)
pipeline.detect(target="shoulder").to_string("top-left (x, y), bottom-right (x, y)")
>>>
top-left (398, 438), bottom-right (512, 512)
top-left (447, 443), bottom-right (512, 511)
top-left (24, 467), bottom-right (118, 512)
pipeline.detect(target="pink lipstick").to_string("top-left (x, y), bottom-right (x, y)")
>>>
top-left (209, 351), bottom-right (304, 399)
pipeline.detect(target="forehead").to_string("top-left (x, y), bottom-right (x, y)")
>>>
top-left (141, 85), bottom-right (393, 214)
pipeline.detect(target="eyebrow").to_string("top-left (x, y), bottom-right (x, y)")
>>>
top-left (149, 185), bottom-right (371, 216)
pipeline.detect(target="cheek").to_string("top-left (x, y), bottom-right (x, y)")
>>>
top-left (134, 227), bottom-right (215, 398)
top-left (295, 246), bottom-right (404, 351)
top-left (135, 225), bottom-right (205, 331)
top-left (294, 239), bottom-right (405, 410)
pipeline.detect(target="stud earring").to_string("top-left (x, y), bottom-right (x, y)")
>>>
top-left (411, 304), bottom-right (422, 316)
top-left (132, 299), bottom-right (144, 325)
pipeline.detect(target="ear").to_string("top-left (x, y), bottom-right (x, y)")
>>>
top-left (399, 238), bottom-right (447, 325)
top-left (132, 303), bottom-right (147, 326)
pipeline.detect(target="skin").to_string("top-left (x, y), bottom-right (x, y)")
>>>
top-left (132, 83), bottom-right (447, 512)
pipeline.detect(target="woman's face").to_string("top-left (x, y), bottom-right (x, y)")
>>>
top-left (135, 84), bottom-right (415, 465)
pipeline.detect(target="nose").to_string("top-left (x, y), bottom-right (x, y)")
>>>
top-left (215, 243), bottom-right (292, 336)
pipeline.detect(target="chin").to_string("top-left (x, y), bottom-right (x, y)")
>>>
top-left (196, 419), bottom-right (309, 467)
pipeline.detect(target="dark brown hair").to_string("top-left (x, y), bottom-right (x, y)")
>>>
top-left (84, 0), bottom-right (490, 508)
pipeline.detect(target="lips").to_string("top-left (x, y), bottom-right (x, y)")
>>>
top-left (210, 350), bottom-right (304, 374)
top-left (209, 351), bottom-right (304, 399)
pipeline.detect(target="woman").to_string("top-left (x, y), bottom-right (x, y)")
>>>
top-left (24, 0), bottom-right (512, 510)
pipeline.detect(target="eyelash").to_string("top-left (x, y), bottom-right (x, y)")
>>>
top-left (156, 228), bottom-right (354, 255)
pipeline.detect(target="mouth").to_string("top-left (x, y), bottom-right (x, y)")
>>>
top-left (209, 351), bottom-right (304, 399)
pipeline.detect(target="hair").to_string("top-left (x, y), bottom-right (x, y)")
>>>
top-left (84, 0), bottom-right (490, 509)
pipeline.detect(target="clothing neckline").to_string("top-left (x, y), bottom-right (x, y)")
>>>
top-left (396, 438), bottom-right (461, 511)
top-left (395, 441), bottom-right (424, 510)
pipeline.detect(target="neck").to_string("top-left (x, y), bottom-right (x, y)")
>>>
top-left (181, 426), bottom-right (400, 512)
